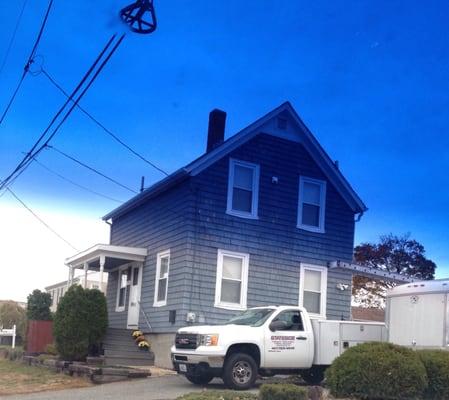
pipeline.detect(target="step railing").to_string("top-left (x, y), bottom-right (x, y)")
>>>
top-left (138, 300), bottom-right (152, 332)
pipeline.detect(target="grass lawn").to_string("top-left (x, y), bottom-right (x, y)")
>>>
top-left (0, 358), bottom-right (92, 396)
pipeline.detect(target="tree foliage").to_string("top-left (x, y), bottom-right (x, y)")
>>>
top-left (53, 285), bottom-right (108, 361)
top-left (0, 301), bottom-right (27, 338)
top-left (353, 234), bottom-right (436, 307)
top-left (26, 289), bottom-right (52, 321)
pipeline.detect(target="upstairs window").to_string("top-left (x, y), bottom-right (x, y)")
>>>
top-left (297, 177), bottom-right (326, 233)
top-left (215, 250), bottom-right (249, 310)
top-left (154, 250), bottom-right (170, 307)
top-left (299, 264), bottom-right (327, 318)
top-left (227, 159), bottom-right (259, 219)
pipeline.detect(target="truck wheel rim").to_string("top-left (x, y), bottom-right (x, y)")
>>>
top-left (232, 361), bottom-right (252, 384)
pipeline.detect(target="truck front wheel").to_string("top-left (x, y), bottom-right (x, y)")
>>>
top-left (223, 352), bottom-right (257, 390)
top-left (185, 372), bottom-right (214, 385)
top-left (300, 366), bottom-right (326, 385)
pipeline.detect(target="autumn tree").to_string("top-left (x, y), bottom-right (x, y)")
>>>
top-left (0, 301), bottom-right (27, 339)
top-left (353, 234), bottom-right (436, 308)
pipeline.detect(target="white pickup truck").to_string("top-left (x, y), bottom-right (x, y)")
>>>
top-left (171, 306), bottom-right (386, 390)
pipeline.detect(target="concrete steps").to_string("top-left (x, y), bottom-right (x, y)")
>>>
top-left (103, 328), bottom-right (155, 367)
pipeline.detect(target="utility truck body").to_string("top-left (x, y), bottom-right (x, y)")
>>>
top-left (171, 306), bottom-right (386, 389)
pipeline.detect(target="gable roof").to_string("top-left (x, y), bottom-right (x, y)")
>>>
top-left (103, 102), bottom-right (367, 221)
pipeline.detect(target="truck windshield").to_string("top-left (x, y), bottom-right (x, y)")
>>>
top-left (225, 308), bottom-right (274, 327)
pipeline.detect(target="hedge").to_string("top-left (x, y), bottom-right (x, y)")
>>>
top-left (325, 342), bottom-right (427, 400)
top-left (177, 391), bottom-right (257, 400)
top-left (259, 384), bottom-right (308, 400)
top-left (419, 350), bottom-right (449, 400)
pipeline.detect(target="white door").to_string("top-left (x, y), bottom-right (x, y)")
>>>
top-left (127, 264), bottom-right (143, 328)
top-left (263, 309), bottom-right (313, 368)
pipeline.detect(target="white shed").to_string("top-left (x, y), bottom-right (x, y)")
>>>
top-left (386, 279), bottom-right (449, 349)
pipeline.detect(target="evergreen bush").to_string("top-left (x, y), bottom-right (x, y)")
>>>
top-left (418, 350), bottom-right (449, 400)
top-left (325, 342), bottom-right (427, 400)
top-left (26, 290), bottom-right (52, 321)
top-left (259, 384), bottom-right (308, 400)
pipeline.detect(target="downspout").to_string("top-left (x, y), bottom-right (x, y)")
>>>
top-left (104, 219), bottom-right (112, 244)
top-left (355, 210), bottom-right (365, 222)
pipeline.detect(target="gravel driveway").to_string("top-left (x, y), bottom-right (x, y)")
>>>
top-left (4, 375), bottom-right (259, 400)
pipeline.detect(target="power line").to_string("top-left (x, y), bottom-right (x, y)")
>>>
top-left (48, 145), bottom-right (137, 194)
top-left (0, 34), bottom-right (121, 193)
top-left (31, 156), bottom-right (124, 203)
top-left (0, 0), bottom-right (54, 126)
top-left (40, 68), bottom-right (169, 176)
top-left (0, 0), bottom-right (28, 77)
top-left (6, 187), bottom-right (79, 251)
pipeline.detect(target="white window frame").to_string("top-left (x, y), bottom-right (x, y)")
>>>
top-left (226, 158), bottom-right (260, 219)
top-left (299, 263), bottom-right (327, 319)
top-left (153, 250), bottom-right (170, 307)
top-left (115, 264), bottom-right (131, 312)
top-left (297, 176), bottom-right (326, 233)
top-left (215, 249), bottom-right (249, 310)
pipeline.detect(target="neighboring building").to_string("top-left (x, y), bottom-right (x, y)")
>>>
top-left (351, 306), bottom-right (385, 322)
top-left (45, 272), bottom-right (108, 312)
top-left (65, 102), bottom-right (410, 368)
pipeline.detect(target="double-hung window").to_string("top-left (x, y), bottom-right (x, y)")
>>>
top-left (297, 177), bottom-right (326, 233)
top-left (215, 250), bottom-right (249, 310)
top-left (226, 159), bottom-right (260, 219)
top-left (154, 250), bottom-right (170, 307)
top-left (299, 264), bottom-right (327, 318)
top-left (116, 267), bottom-right (130, 312)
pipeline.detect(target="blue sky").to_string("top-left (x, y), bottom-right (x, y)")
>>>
top-left (1, 0), bottom-right (448, 299)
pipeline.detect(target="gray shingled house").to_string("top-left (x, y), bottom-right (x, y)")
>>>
top-left (65, 102), bottom-right (408, 367)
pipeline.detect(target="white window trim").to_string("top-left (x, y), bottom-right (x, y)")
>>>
top-left (299, 263), bottom-right (327, 319)
top-left (215, 249), bottom-right (249, 311)
top-left (153, 250), bottom-right (170, 307)
top-left (226, 158), bottom-right (260, 219)
top-left (297, 176), bottom-right (326, 233)
top-left (115, 263), bottom-right (132, 312)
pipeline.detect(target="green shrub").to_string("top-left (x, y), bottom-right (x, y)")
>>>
top-left (53, 285), bottom-right (108, 361)
top-left (259, 384), bottom-right (308, 400)
top-left (44, 343), bottom-right (58, 356)
top-left (177, 391), bottom-right (257, 400)
top-left (325, 342), bottom-right (427, 400)
top-left (26, 289), bottom-right (52, 321)
top-left (6, 347), bottom-right (23, 361)
top-left (419, 350), bottom-right (449, 399)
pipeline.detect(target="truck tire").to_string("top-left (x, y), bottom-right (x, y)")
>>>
top-left (300, 366), bottom-right (325, 385)
top-left (185, 372), bottom-right (214, 385)
top-left (223, 352), bottom-right (258, 390)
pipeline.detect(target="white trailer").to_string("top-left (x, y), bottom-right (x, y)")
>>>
top-left (386, 279), bottom-right (449, 349)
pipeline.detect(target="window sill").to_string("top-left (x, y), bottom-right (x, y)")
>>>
top-left (214, 302), bottom-right (247, 311)
top-left (153, 301), bottom-right (167, 307)
top-left (308, 313), bottom-right (326, 320)
top-left (115, 307), bottom-right (125, 312)
top-left (226, 210), bottom-right (258, 220)
top-left (297, 224), bottom-right (325, 234)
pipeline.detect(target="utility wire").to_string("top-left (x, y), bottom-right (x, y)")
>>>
top-left (0, 34), bottom-right (122, 193)
top-left (30, 156), bottom-right (123, 203)
top-left (6, 187), bottom-right (79, 252)
top-left (0, 0), bottom-right (53, 126)
top-left (0, 35), bottom-right (117, 191)
top-left (0, 0), bottom-right (28, 77)
top-left (40, 68), bottom-right (169, 176)
top-left (48, 145), bottom-right (137, 194)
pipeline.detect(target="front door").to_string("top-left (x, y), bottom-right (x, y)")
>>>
top-left (263, 309), bottom-right (313, 368)
top-left (127, 264), bottom-right (143, 328)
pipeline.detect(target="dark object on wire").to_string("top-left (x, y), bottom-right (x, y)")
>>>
top-left (119, 0), bottom-right (157, 34)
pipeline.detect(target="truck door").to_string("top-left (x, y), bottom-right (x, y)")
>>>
top-left (263, 309), bottom-right (313, 368)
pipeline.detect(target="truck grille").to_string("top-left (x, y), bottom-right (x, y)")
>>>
top-left (175, 333), bottom-right (199, 349)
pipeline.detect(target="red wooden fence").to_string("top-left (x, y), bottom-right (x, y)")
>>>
top-left (26, 320), bottom-right (53, 354)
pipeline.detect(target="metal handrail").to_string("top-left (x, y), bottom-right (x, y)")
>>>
top-left (137, 300), bottom-right (152, 332)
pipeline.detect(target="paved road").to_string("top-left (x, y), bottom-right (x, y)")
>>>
top-left (5, 375), bottom-right (259, 400)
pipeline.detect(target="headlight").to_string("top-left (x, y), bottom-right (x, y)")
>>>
top-left (199, 334), bottom-right (219, 346)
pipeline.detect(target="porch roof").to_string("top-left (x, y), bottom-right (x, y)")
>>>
top-left (328, 261), bottom-right (415, 283)
top-left (65, 244), bottom-right (147, 270)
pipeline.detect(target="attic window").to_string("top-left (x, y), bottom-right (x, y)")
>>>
top-left (297, 177), bottom-right (326, 233)
top-left (226, 159), bottom-right (260, 219)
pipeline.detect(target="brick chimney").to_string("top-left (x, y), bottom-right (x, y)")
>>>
top-left (206, 109), bottom-right (226, 152)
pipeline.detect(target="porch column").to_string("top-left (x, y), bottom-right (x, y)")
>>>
top-left (99, 255), bottom-right (105, 292)
top-left (67, 265), bottom-right (74, 289)
top-left (83, 262), bottom-right (89, 288)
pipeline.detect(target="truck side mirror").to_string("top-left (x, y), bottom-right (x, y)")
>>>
top-left (269, 320), bottom-right (290, 332)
